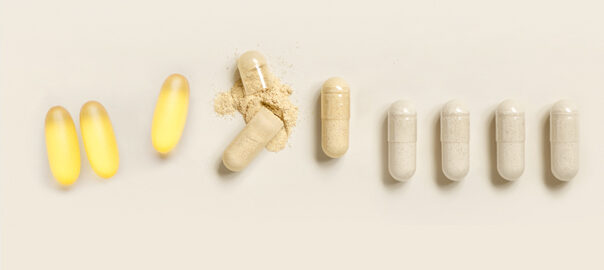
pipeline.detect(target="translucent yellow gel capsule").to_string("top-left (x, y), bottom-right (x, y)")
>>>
top-left (45, 106), bottom-right (80, 186)
top-left (80, 101), bottom-right (119, 178)
top-left (151, 74), bottom-right (190, 154)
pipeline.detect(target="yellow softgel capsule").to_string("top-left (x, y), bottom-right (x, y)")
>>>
top-left (45, 106), bottom-right (80, 186)
top-left (151, 74), bottom-right (189, 154)
top-left (80, 101), bottom-right (119, 178)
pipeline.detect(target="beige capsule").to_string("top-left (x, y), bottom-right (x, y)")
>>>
top-left (222, 107), bottom-right (284, 172)
top-left (550, 99), bottom-right (579, 181)
top-left (321, 77), bottom-right (350, 158)
top-left (496, 99), bottom-right (525, 181)
top-left (388, 100), bottom-right (417, 181)
top-left (440, 99), bottom-right (470, 181)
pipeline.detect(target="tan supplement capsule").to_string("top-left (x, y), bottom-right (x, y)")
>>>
top-left (321, 77), bottom-right (350, 158)
top-left (237, 51), bottom-right (273, 96)
top-left (550, 99), bottom-right (579, 181)
top-left (440, 100), bottom-right (470, 181)
top-left (496, 99), bottom-right (525, 181)
top-left (222, 107), bottom-right (284, 172)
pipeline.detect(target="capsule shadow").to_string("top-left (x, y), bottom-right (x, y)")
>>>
top-left (314, 88), bottom-right (338, 164)
top-left (381, 111), bottom-right (404, 187)
top-left (542, 112), bottom-right (567, 190)
top-left (157, 151), bottom-right (171, 160)
top-left (217, 157), bottom-right (238, 180)
top-left (489, 112), bottom-right (513, 187)
top-left (232, 66), bottom-right (241, 82)
top-left (433, 113), bottom-right (457, 188)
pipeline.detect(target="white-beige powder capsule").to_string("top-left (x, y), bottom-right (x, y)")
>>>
top-left (388, 100), bottom-right (416, 181)
top-left (440, 99), bottom-right (470, 181)
top-left (496, 99), bottom-right (525, 181)
top-left (550, 99), bottom-right (579, 181)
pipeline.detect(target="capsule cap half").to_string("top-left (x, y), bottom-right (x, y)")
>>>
top-left (237, 51), bottom-right (268, 71)
top-left (321, 77), bottom-right (350, 94)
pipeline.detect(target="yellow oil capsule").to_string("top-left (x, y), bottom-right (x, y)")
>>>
top-left (80, 101), bottom-right (119, 178)
top-left (151, 74), bottom-right (189, 154)
top-left (45, 106), bottom-right (80, 186)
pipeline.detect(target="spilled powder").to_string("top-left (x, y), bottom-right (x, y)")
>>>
top-left (214, 77), bottom-right (298, 152)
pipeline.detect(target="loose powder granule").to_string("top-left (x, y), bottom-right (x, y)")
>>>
top-left (214, 77), bottom-right (298, 152)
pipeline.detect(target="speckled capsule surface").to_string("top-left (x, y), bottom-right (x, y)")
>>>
top-left (237, 51), bottom-right (273, 96)
top-left (80, 101), bottom-right (119, 178)
top-left (550, 99), bottom-right (579, 181)
top-left (321, 77), bottom-right (350, 158)
top-left (496, 99), bottom-right (525, 181)
top-left (151, 74), bottom-right (189, 154)
top-left (388, 100), bottom-right (416, 181)
top-left (222, 107), bottom-right (284, 172)
top-left (45, 106), bottom-right (80, 186)
top-left (440, 100), bottom-right (470, 181)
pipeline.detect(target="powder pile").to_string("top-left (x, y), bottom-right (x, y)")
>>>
top-left (214, 67), bottom-right (297, 152)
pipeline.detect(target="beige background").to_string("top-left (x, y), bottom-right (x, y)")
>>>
top-left (1, 0), bottom-right (604, 269)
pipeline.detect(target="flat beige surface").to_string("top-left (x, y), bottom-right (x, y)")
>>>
top-left (1, 0), bottom-right (604, 269)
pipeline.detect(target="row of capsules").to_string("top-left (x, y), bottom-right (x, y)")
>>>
top-left (316, 78), bottom-right (581, 183)
top-left (45, 50), bottom-right (578, 185)
top-left (387, 99), bottom-right (579, 182)
top-left (45, 74), bottom-right (190, 187)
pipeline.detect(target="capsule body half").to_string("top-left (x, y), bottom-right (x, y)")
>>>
top-left (321, 77), bottom-right (350, 158)
top-left (496, 99), bottom-right (525, 181)
top-left (440, 100), bottom-right (470, 181)
top-left (388, 100), bottom-right (416, 181)
top-left (237, 51), bottom-right (273, 96)
top-left (45, 106), bottom-right (80, 186)
top-left (550, 100), bottom-right (579, 181)
top-left (80, 101), bottom-right (119, 178)
top-left (222, 107), bottom-right (284, 172)
top-left (151, 74), bottom-right (189, 154)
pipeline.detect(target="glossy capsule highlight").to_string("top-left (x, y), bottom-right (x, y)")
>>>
top-left (440, 100), bottom-right (470, 181)
top-left (237, 51), bottom-right (273, 96)
top-left (496, 99), bottom-right (525, 181)
top-left (151, 74), bottom-right (189, 154)
top-left (321, 77), bottom-right (350, 158)
top-left (388, 100), bottom-right (417, 181)
top-left (45, 106), bottom-right (80, 186)
top-left (80, 101), bottom-right (119, 178)
top-left (222, 107), bottom-right (284, 172)
top-left (550, 99), bottom-right (579, 181)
